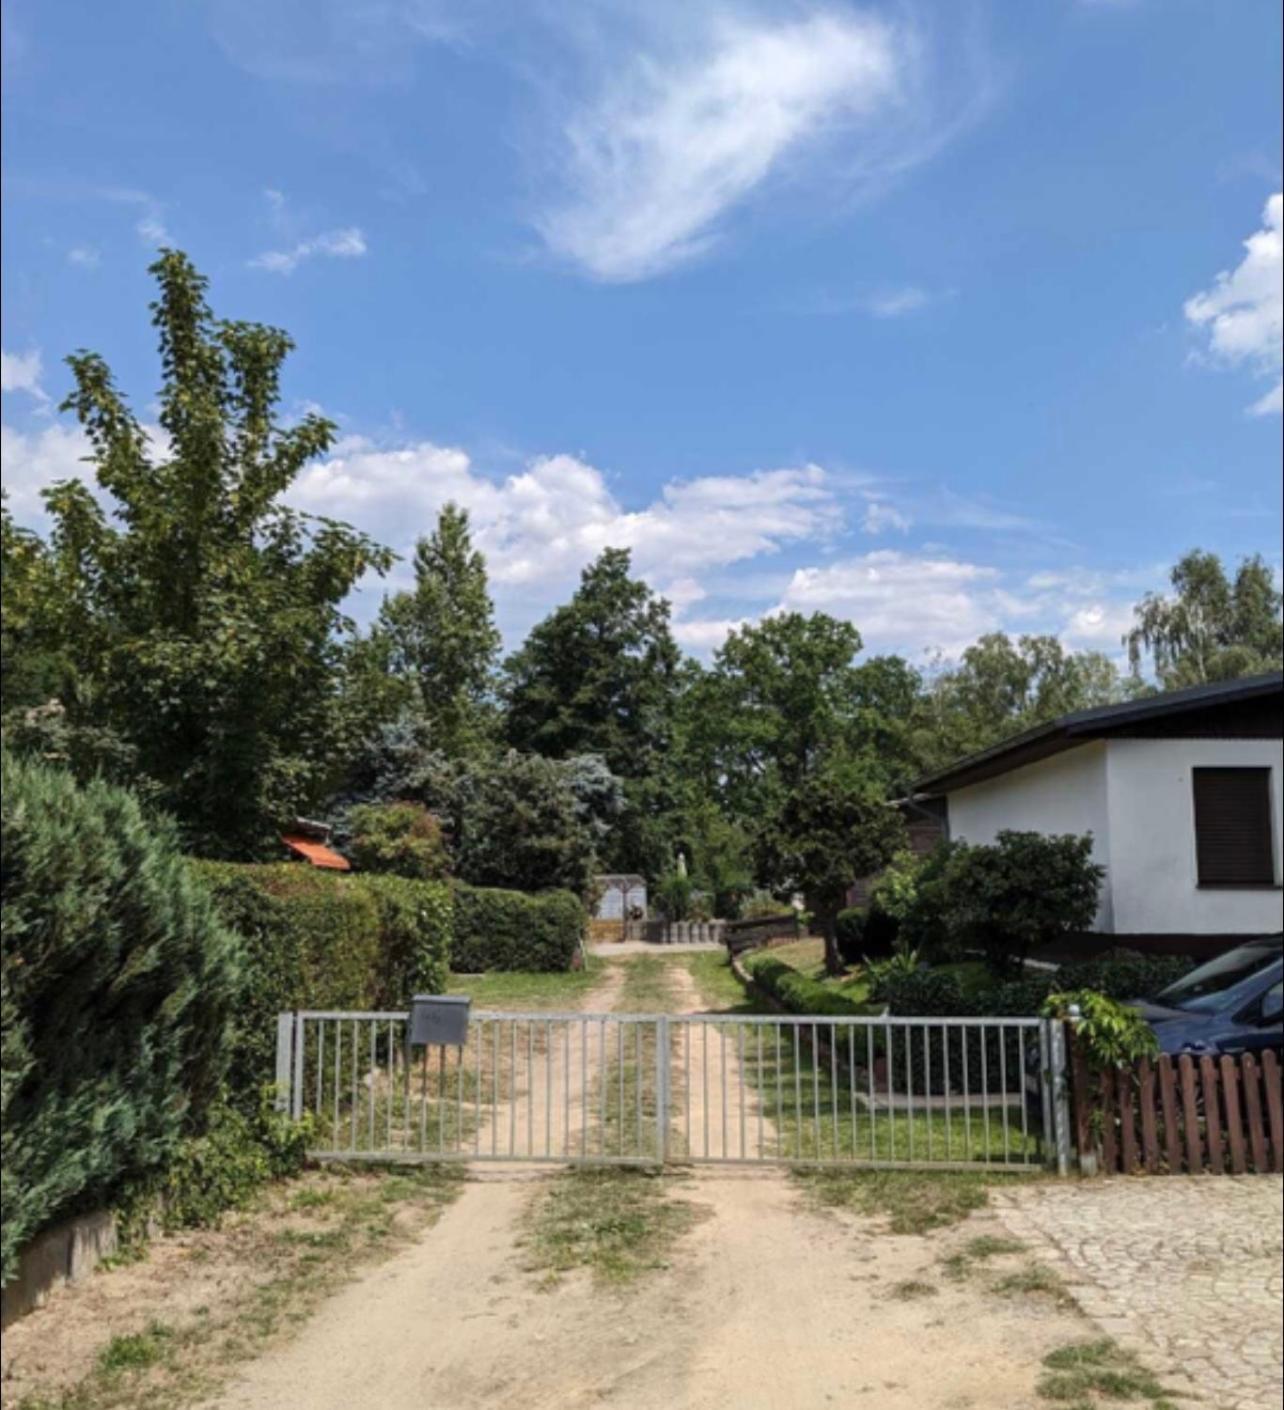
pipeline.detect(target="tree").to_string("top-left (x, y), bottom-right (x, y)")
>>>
top-left (937, 831), bottom-right (1104, 974)
top-left (18, 251), bottom-right (392, 856)
top-left (758, 755), bottom-right (907, 975)
top-left (504, 548), bottom-right (681, 874)
top-left (346, 802), bottom-right (451, 880)
top-left (919, 634), bottom-right (1124, 770)
top-left (1126, 550), bottom-right (1283, 689)
top-left (376, 504), bottom-right (500, 755)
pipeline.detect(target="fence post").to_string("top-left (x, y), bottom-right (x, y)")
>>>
top-left (655, 1016), bottom-right (670, 1164)
top-left (1047, 1018), bottom-right (1072, 1177)
top-left (274, 1013), bottom-right (295, 1113)
top-left (290, 1012), bottom-right (306, 1120)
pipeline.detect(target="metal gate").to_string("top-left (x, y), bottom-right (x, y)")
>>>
top-left (277, 1010), bottom-right (1071, 1174)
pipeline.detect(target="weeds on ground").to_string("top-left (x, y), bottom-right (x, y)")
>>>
top-left (1037, 1339), bottom-right (1181, 1408)
top-left (993, 1261), bottom-right (1076, 1308)
top-left (11, 1165), bottom-right (464, 1410)
top-left (940, 1233), bottom-right (1026, 1279)
top-left (794, 1168), bottom-right (1006, 1235)
top-left (886, 1279), bottom-right (938, 1301)
top-left (522, 1168), bottom-right (702, 1287)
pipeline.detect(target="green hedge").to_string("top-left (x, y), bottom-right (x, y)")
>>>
top-left (2, 753), bottom-right (239, 1283)
top-left (193, 864), bottom-right (452, 1103)
top-left (741, 953), bottom-right (877, 1018)
top-left (835, 905), bottom-right (900, 965)
top-left (451, 884), bottom-right (584, 972)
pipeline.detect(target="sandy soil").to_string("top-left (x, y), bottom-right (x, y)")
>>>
top-left (207, 1168), bottom-right (1084, 1410)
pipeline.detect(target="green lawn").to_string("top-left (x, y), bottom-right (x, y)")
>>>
top-left (445, 955), bottom-right (605, 1011)
top-left (747, 937), bottom-right (875, 1008)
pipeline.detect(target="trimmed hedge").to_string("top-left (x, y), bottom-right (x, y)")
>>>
top-left (193, 863), bottom-right (451, 1103)
top-left (451, 884), bottom-right (585, 973)
top-left (835, 905), bottom-right (900, 965)
top-left (741, 953), bottom-right (878, 1018)
top-left (2, 754), bottom-right (239, 1283)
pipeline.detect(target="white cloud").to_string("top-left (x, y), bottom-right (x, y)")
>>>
top-left (863, 285), bottom-right (931, 318)
top-left (0, 422), bottom-right (90, 518)
top-left (1185, 192), bottom-right (1283, 415)
top-left (536, 11), bottom-right (909, 281)
top-left (249, 226), bottom-right (368, 274)
top-left (1, 348), bottom-right (48, 403)
top-left (67, 245), bottom-right (101, 268)
top-left (862, 498), bottom-right (911, 534)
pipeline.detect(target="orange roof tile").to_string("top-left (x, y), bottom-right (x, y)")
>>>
top-left (281, 835), bottom-right (351, 871)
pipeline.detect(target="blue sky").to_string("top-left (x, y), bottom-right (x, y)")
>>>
top-left (3, 0), bottom-right (1281, 662)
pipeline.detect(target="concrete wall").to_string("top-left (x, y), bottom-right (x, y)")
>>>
top-left (945, 742), bottom-right (1114, 930)
top-left (1105, 736), bottom-right (1284, 936)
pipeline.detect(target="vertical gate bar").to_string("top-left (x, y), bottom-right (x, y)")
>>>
top-left (509, 1023), bottom-right (518, 1157)
top-left (545, 1020), bottom-right (553, 1158)
top-left (776, 1022), bottom-right (785, 1159)
top-left (291, 1014), bottom-right (305, 1121)
top-left (636, 1024), bottom-right (643, 1158)
top-left (793, 1025), bottom-right (803, 1159)
top-left (1000, 1024), bottom-right (1011, 1165)
top-left (703, 1024), bottom-right (710, 1159)
top-left (962, 1029), bottom-right (973, 1162)
top-left (332, 1020), bottom-right (341, 1150)
top-left (491, 1023), bottom-right (499, 1157)
top-left (811, 1022), bottom-right (821, 1160)
top-left (980, 1024), bottom-right (991, 1163)
top-left (598, 1019), bottom-right (606, 1156)
top-left (721, 1025), bottom-right (729, 1159)
top-left (528, 1022), bottom-right (535, 1159)
top-left (617, 1024), bottom-right (625, 1156)
top-left (386, 1020), bottom-right (395, 1151)
top-left (1037, 1021), bottom-right (1053, 1166)
top-left (1018, 1026), bottom-right (1030, 1161)
top-left (884, 1019), bottom-right (894, 1161)
top-left (848, 1026), bottom-right (856, 1161)
top-left (367, 1022), bottom-right (376, 1151)
top-left (830, 1025), bottom-right (839, 1159)
top-left (580, 1020), bottom-right (588, 1157)
top-left (684, 1022), bottom-right (691, 1156)
top-left (314, 1021), bottom-right (324, 1118)
top-left (565, 1021), bottom-right (573, 1158)
top-left (757, 1024), bottom-right (765, 1160)
top-left (739, 1025), bottom-right (747, 1159)
top-left (474, 1022), bottom-right (482, 1156)
top-left (867, 1026), bottom-right (876, 1161)
top-left (904, 1026), bottom-right (915, 1163)
top-left (275, 1013), bottom-right (295, 1115)
top-left (657, 1017), bottom-right (670, 1163)
top-left (943, 1024), bottom-right (953, 1162)
top-left (923, 1025), bottom-right (932, 1162)
top-left (425, 1045), bottom-right (435, 1152)
top-left (350, 1021), bottom-right (359, 1152)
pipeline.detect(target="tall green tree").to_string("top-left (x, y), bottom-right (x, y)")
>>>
top-left (1125, 550), bottom-right (1282, 689)
top-left (25, 250), bottom-right (392, 855)
top-left (504, 549), bottom-right (681, 873)
top-left (376, 503), bottom-right (501, 755)
top-left (918, 633), bottom-right (1123, 770)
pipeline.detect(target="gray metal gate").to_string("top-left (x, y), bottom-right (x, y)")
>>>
top-left (276, 1010), bottom-right (1071, 1174)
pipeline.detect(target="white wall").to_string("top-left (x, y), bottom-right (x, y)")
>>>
top-left (946, 742), bottom-right (1114, 930)
top-left (1105, 737), bottom-right (1284, 936)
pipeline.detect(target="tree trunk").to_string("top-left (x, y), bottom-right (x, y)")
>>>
top-left (820, 906), bottom-right (843, 977)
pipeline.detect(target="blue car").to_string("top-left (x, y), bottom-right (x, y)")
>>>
top-left (1132, 934), bottom-right (1283, 1059)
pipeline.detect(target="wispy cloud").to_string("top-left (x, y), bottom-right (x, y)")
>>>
top-left (67, 245), bottom-right (101, 268)
top-left (1185, 191), bottom-right (1282, 416)
top-left (536, 11), bottom-right (918, 282)
top-left (1, 348), bottom-right (49, 405)
top-left (249, 226), bottom-right (368, 275)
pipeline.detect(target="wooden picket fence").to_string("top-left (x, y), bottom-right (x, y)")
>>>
top-left (1069, 1043), bottom-right (1284, 1176)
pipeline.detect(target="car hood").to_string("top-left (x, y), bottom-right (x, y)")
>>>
top-left (1126, 1000), bottom-right (1222, 1055)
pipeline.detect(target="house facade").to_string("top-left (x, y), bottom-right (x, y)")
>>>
top-left (914, 672), bottom-right (1284, 946)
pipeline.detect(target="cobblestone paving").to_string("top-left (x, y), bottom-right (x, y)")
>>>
top-left (994, 1178), bottom-right (1283, 1410)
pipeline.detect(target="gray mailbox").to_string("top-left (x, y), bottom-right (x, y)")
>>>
top-left (409, 993), bottom-right (471, 1047)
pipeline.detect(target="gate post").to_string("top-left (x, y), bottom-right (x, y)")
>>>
top-left (1047, 1018), bottom-right (1072, 1177)
top-left (274, 1013), bottom-right (295, 1113)
top-left (655, 1016), bottom-right (670, 1163)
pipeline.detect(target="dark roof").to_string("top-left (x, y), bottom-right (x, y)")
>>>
top-left (914, 671), bottom-right (1283, 797)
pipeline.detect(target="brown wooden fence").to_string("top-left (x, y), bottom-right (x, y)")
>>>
top-left (1070, 1043), bottom-right (1284, 1176)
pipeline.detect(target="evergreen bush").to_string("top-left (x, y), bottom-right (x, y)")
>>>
top-left (1, 753), bottom-right (239, 1283)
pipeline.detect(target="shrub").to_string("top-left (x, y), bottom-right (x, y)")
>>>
top-left (653, 871), bottom-right (694, 922)
top-left (835, 906), bottom-right (866, 964)
top-left (451, 884), bottom-right (585, 972)
top-left (1059, 948), bottom-right (1193, 1001)
top-left (1, 753), bottom-right (239, 1283)
top-left (1042, 990), bottom-right (1158, 1067)
top-left (346, 802), bottom-right (450, 881)
top-left (741, 954), bottom-right (876, 1018)
top-left (834, 905), bottom-right (900, 964)
top-left (193, 863), bottom-right (452, 1105)
top-left (937, 831), bottom-right (1104, 973)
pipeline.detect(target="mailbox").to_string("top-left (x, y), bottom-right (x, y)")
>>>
top-left (408, 993), bottom-right (471, 1047)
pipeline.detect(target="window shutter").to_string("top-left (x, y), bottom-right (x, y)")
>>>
top-left (1192, 768), bottom-right (1275, 886)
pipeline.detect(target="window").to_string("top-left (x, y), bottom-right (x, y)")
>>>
top-left (1192, 767), bottom-right (1276, 887)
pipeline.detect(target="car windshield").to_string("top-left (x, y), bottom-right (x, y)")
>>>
top-left (1153, 938), bottom-right (1283, 1014)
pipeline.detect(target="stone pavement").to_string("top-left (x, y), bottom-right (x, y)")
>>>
top-left (994, 1177), bottom-right (1283, 1410)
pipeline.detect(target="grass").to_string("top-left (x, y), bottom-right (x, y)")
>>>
top-left (754, 938), bottom-right (874, 1006)
top-left (445, 954), bottom-right (604, 1011)
top-left (680, 950), bottom-right (772, 1014)
top-left (1037, 1339), bottom-right (1180, 1409)
top-left (940, 1233), bottom-right (1026, 1279)
top-left (993, 1261), bottom-right (1076, 1308)
top-left (795, 1167), bottom-right (1002, 1235)
top-left (12, 1166), bottom-right (464, 1410)
top-left (887, 1279), bottom-right (938, 1301)
top-left (522, 1169), bottom-right (701, 1286)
